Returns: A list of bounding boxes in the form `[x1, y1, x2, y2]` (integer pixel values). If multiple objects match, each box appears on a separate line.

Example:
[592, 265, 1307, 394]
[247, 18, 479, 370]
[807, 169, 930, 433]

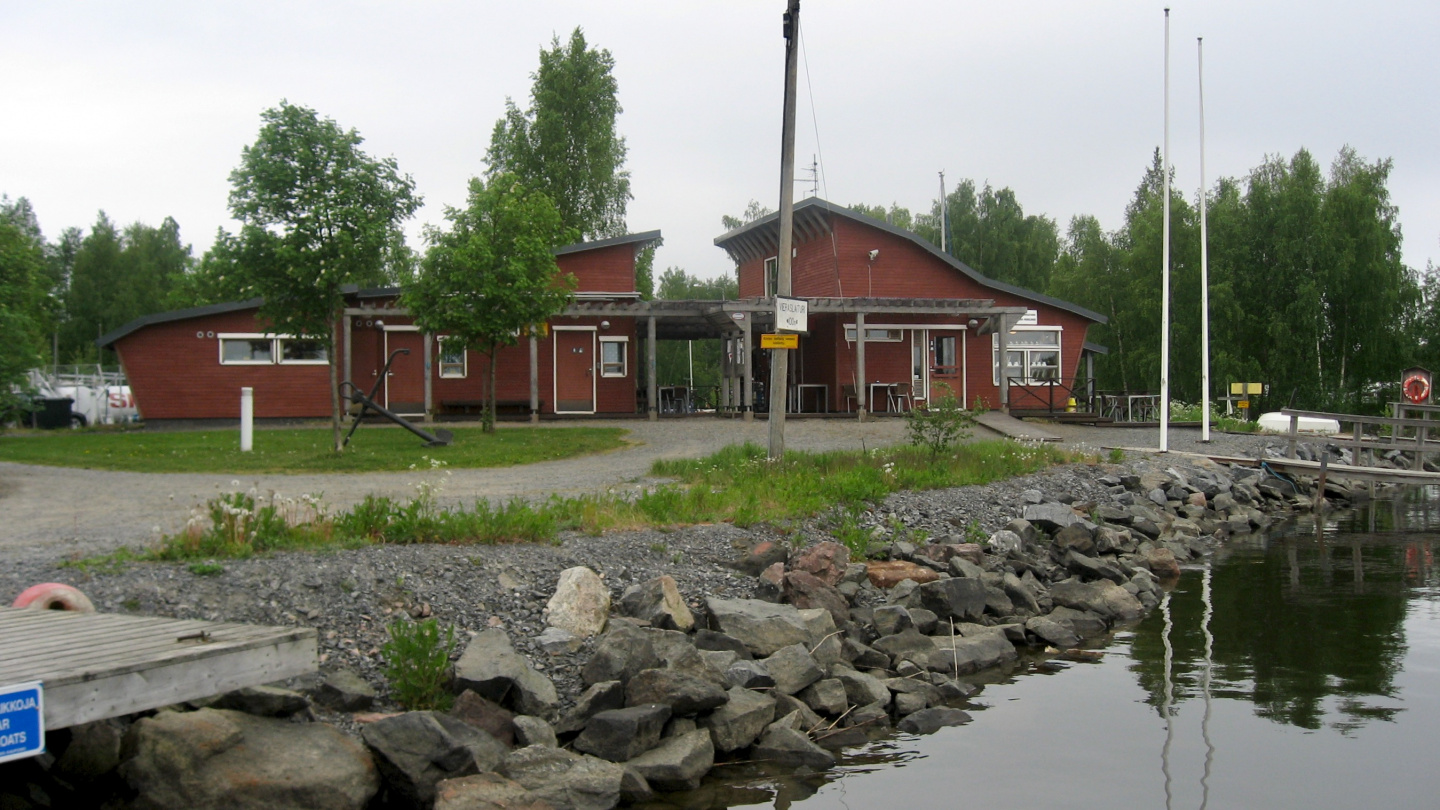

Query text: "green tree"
[227, 100, 421, 451]
[486, 27, 630, 241]
[0, 204, 49, 417]
[403, 174, 575, 432]
[654, 267, 738, 401]
[721, 200, 774, 231]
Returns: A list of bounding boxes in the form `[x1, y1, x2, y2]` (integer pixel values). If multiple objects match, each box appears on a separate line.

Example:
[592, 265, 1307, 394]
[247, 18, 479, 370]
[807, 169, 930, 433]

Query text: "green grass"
[0, 425, 627, 473]
[65, 437, 1088, 568]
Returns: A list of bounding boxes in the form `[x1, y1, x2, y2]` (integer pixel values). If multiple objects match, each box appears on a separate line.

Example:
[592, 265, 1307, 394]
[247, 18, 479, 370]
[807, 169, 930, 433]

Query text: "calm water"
[675, 488, 1440, 809]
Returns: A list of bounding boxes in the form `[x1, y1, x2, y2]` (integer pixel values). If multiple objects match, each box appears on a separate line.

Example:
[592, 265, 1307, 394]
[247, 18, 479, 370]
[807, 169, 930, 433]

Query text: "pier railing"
[1282, 406, 1440, 470]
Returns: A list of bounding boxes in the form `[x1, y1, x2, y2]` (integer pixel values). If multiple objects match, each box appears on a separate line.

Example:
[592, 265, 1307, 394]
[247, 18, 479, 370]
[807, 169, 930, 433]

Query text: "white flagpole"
[1198, 37, 1211, 443]
[1160, 8, 1172, 452]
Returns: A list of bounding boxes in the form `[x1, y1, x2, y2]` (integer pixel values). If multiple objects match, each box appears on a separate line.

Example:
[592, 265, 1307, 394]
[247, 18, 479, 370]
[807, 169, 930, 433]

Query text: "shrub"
[382, 618, 457, 711]
[906, 383, 975, 460]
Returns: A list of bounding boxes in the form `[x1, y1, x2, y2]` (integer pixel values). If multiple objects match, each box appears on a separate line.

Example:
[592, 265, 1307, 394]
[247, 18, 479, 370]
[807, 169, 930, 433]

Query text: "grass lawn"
[0, 424, 629, 474]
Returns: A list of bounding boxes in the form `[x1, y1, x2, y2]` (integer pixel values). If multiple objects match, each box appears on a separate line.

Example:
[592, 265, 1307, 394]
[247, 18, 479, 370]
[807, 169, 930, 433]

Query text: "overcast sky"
[5, 1, 1437, 283]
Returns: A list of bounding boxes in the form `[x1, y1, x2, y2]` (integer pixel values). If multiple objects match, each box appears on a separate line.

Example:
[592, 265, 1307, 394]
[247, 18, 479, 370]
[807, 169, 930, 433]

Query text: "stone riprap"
[4, 441, 1358, 809]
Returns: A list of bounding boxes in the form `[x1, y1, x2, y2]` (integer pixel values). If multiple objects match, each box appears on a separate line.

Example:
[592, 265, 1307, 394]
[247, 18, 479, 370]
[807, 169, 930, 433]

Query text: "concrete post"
[856, 312, 867, 423]
[240, 387, 254, 452]
[529, 333, 540, 424]
[741, 316, 754, 422]
[647, 316, 658, 422]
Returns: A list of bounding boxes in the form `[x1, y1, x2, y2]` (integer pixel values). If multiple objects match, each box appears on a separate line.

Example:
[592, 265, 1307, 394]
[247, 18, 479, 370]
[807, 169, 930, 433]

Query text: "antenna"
[796, 154, 819, 197]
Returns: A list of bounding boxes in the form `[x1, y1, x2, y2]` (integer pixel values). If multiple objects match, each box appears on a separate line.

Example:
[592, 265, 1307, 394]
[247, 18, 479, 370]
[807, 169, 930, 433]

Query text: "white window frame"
[598, 336, 629, 378]
[843, 325, 904, 343]
[218, 333, 277, 365]
[993, 326, 1063, 385]
[276, 337, 329, 365]
[764, 256, 779, 298]
[436, 336, 468, 379]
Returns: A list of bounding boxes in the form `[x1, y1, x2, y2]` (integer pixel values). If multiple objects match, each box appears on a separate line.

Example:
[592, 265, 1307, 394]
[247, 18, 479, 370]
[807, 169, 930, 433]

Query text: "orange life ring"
[13, 583, 96, 613]
[1404, 375, 1431, 404]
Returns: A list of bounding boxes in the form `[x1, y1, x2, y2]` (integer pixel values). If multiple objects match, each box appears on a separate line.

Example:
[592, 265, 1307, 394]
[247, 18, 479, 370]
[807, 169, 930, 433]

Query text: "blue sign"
[0, 681, 44, 764]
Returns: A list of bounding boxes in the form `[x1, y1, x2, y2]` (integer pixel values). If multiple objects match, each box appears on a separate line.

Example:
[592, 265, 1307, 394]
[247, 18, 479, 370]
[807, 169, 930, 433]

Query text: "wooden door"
[383, 329, 426, 416]
[929, 329, 964, 406]
[554, 330, 595, 414]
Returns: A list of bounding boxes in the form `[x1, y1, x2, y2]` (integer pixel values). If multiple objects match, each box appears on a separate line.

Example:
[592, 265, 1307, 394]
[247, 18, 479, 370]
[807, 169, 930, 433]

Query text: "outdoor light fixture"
[868, 249, 879, 261]
[967, 319, 979, 329]
[600, 320, 611, 330]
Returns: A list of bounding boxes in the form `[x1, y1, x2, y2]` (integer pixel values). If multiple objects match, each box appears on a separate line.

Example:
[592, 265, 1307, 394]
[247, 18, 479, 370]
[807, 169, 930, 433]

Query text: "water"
[677, 488, 1440, 809]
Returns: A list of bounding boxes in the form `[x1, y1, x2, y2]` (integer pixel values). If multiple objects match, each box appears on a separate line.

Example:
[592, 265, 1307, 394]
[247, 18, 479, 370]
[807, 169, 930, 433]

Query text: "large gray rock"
[705, 598, 812, 657]
[1052, 524, 1096, 555]
[624, 729, 715, 792]
[723, 659, 775, 690]
[499, 745, 625, 810]
[212, 685, 310, 718]
[574, 705, 671, 762]
[555, 680, 626, 735]
[797, 678, 848, 716]
[1065, 550, 1129, 585]
[693, 629, 753, 659]
[830, 666, 891, 709]
[362, 710, 507, 809]
[315, 669, 376, 712]
[763, 643, 824, 696]
[454, 630, 560, 718]
[782, 571, 850, 626]
[751, 726, 836, 770]
[625, 669, 728, 715]
[119, 708, 378, 810]
[581, 624, 659, 686]
[931, 630, 1018, 675]
[1049, 606, 1108, 638]
[1021, 502, 1084, 532]
[701, 687, 777, 753]
[1025, 615, 1081, 648]
[450, 690, 516, 746]
[918, 577, 987, 621]
[871, 605, 914, 637]
[618, 575, 695, 631]
[872, 629, 942, 670]
[433, 773, 547, 810]
[1049, 579, 1145, 623]
[897, 707, 973, 735]
[512, 716, 558, 749]
[1002, 572, 1043, 615]
[545, 567, 610, 638]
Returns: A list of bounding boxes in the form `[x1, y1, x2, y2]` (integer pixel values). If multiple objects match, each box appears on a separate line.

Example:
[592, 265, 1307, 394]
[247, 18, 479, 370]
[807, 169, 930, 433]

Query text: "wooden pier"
[0, 607, 316, 729]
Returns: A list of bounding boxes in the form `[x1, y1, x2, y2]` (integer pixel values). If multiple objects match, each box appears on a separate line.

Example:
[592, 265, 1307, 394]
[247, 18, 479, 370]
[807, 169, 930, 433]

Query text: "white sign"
[1017, 309, 1039, 326]
[0, 681, 44, 764]
[776, 297, 808, 333]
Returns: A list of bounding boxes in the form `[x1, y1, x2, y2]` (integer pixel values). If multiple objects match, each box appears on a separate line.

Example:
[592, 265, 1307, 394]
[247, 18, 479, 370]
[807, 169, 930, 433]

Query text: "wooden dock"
[0, 607, 316, 730]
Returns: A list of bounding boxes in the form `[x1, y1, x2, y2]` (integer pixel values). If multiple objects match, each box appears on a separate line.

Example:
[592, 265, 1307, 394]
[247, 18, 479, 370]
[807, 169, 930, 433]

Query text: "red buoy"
[13, 583, 96, 613]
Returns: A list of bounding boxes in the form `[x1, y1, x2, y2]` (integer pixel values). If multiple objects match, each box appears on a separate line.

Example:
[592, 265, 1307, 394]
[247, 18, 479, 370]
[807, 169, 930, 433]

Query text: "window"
[844, 325, 903, 342]
[278, 338, 328, 364]
[934, 336, 957, 371]
[599, 337, 628, 377]
[764, 257, 779, 298]
[219, 333, 326, 366]
[993, 328, 1062, 384]
[220, 336, 274, 364]
[437, 338, 467, 378]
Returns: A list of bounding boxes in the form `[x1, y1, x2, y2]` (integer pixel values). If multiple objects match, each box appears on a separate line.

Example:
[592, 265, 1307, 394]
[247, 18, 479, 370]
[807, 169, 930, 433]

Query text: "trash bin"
[35, 398, 75, 429]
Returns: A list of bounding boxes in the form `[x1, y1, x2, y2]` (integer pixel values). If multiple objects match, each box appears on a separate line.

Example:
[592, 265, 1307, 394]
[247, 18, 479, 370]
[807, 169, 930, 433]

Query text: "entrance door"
[554, 329, 595, 414]
[929, 329, 964, 406]
[383, 329, 426, 416]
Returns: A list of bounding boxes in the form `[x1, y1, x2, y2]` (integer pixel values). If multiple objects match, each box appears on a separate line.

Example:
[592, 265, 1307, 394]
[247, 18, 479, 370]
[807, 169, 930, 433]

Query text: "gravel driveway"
[0, 415, 1276, 565]
[0, 417, 909, 562]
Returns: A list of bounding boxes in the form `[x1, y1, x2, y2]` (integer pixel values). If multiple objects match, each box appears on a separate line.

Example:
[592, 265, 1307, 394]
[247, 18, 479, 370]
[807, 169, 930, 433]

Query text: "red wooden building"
[709, 198, 1106, 417]
[98, 232, 662, 422]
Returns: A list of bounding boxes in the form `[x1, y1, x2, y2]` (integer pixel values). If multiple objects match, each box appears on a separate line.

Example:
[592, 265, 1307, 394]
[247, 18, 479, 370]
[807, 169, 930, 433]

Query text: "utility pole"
[768, 0, 800, 460]
[939, 171, 948, 254]
[1159, 7, 1172, 453]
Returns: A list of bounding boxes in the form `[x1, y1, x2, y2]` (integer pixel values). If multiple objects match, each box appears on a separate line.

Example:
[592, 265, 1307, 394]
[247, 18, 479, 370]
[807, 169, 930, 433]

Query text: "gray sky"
[5, 1, 1437, 283]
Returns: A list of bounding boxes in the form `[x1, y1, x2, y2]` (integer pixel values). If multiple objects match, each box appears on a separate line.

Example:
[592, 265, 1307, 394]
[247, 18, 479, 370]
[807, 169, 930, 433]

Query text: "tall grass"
[94, 438, 1085, 564]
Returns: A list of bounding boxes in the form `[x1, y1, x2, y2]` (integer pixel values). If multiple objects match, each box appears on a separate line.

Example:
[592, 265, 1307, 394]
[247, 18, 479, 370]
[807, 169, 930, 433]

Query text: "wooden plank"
[44, 636, 316, 729]
[0, 627, 310, 681]
[13, 630, 315, 689]
[0, 615, 240, 657]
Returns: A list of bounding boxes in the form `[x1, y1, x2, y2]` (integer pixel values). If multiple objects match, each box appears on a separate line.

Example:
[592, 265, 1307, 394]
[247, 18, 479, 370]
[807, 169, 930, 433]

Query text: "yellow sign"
[1238, 400, 1250, 410]
[761, 333, 799, 349]
[1230, 382, 1263, 395]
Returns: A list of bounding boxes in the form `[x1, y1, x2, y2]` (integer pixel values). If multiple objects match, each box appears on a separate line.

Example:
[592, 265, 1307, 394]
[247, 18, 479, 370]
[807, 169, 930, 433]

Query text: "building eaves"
[96, 298, 264, 348]
[553, 230, 663, 256]
[714, 198, 1107, 325]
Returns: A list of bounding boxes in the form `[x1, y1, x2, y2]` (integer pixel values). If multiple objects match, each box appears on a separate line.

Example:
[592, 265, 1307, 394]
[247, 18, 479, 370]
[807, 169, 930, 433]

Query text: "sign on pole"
[760, 333, 799, 350]
[0, 681, 44, 764]
[775, 297, 807, 333]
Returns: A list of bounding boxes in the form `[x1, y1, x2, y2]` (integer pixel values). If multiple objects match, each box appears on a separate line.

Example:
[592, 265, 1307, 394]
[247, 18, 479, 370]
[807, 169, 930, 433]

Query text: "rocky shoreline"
[1, 438, 1375, 809]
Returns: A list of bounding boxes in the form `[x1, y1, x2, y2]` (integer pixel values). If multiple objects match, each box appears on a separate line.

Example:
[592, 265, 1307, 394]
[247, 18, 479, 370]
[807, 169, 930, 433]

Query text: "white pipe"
[240, 387, 254, 452]
[1160, 8, 1172, 453]
[1199, 36, 1211, 443]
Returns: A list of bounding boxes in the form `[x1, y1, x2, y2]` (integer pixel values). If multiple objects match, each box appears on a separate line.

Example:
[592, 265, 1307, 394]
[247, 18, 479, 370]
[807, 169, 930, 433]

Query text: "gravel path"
[0, 417, 911, 563]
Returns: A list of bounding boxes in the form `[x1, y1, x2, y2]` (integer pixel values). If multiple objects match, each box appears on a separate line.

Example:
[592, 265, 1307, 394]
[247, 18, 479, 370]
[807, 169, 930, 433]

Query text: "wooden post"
[742, 316, 754, 422]
[997, 317, 1010, 413]
[856, 311, 867, 423]
[1287, 413, 1299, 459]
[647, 316, 658, 422]
[767, 0, 801, 459]
[528, 333, 539, 424]
[342, 314, 352, 421]
[422, 333, 433, 423]
[1315, 454, 1328, 512]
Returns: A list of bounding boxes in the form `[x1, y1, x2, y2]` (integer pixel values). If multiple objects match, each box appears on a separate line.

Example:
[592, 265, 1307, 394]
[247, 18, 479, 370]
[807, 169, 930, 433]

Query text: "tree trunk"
[485, 344, 497, 434]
